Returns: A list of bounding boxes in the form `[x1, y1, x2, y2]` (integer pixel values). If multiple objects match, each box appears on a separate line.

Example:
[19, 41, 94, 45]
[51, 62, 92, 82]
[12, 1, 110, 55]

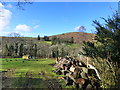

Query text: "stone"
[69, 66, 75, 72]
[53, 56, 101, 89]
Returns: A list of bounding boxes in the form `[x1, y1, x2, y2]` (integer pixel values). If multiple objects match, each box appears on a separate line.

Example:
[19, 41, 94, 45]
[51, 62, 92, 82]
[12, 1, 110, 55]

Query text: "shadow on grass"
[2, 76, 62, 89]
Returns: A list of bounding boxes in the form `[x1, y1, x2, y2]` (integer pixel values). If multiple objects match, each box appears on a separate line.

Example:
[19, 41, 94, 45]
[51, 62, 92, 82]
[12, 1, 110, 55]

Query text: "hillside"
[49, 32, 95, 43]
[0, 32, 95, 57]
[1, 32, 95, 44]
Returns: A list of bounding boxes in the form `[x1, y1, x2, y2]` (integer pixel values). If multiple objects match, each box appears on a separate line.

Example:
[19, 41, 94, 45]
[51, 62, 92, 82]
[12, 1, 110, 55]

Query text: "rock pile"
[53, 56, 101, 89]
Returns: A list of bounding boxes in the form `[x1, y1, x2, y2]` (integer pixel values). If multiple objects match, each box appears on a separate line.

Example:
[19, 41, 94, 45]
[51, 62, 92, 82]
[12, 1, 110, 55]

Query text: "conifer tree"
[82, 13, 120, 87]
[38, 35, 40, 40]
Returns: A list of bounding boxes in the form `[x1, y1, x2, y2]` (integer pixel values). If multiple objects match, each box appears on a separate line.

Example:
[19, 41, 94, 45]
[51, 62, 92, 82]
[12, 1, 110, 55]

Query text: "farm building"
[22, 55, 34, 59]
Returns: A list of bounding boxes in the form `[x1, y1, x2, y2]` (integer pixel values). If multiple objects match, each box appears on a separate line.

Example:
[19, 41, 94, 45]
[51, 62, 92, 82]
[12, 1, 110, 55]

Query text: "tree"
[75, 26, 86, 32]
[0, 0, 33, 10]
[51, 37, 60, 45]
[51, 37, 74, 45]
[43, 36, 49, 41]
[61, 47, 66, 57]
[83, 13, 120, 64]
[82, 13, 120, 88]
[8, 45, 14, 57]
[19, 44, 24, 57]
[70, 37, 74, 43]
[5, 44, 9, 56]
[8, 32, 22, 37]
[51, 46, 59, 58]
[15, 43, 19, 56]
[37, 35, 40, 40]
[34, 44, 37, 57]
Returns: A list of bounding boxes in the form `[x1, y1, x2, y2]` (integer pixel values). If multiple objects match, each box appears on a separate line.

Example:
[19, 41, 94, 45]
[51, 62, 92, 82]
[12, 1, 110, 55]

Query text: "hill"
[0, 32, 95, 58]
[0, 32, 95, 44]
[49, 32, 95, 43]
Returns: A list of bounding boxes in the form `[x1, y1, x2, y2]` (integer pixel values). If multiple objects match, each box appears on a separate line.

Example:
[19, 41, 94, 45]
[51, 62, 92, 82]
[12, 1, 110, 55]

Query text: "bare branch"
[8, 32, 22, 37]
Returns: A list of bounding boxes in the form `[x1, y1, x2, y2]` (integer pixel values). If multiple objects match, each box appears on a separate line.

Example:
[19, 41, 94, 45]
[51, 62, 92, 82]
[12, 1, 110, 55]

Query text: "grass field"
[1, 58, 70, 88]
[1, 58, 55, 77]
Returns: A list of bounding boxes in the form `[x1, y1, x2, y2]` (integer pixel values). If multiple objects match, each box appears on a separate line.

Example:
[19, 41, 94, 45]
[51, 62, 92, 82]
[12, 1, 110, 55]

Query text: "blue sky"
[0, 2, 118, 37]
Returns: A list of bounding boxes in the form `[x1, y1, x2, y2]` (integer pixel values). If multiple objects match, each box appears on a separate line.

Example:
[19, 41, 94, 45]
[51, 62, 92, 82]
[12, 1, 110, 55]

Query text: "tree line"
[2, 38, 81, 58]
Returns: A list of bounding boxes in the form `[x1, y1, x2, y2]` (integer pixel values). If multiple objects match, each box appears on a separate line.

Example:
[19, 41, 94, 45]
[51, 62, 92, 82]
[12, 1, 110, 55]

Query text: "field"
[1, 58, 70, 89]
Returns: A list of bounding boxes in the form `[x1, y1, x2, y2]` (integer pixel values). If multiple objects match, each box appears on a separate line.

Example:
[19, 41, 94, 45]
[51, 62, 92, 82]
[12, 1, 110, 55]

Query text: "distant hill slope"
[49, 32, 95, 43]
[0, 32, 95, 44]
[0, 32, 95, 57]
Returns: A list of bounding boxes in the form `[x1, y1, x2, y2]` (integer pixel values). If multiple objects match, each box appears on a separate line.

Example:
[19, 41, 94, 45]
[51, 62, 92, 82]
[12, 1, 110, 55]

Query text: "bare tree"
[8, 32, 22, 37]
[0, 0, 33, 10]
[78, 26, 86, 32]
[15, 0, 33, 10]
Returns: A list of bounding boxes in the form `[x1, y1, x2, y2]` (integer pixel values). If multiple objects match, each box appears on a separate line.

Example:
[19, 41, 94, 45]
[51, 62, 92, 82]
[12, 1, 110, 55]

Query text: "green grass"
[38, 41, 52, 45]
[1, 58, 67, 88]
[44, 41, 52, 44]
[1, 58, 55, 77]
[67, 43, 79, 47]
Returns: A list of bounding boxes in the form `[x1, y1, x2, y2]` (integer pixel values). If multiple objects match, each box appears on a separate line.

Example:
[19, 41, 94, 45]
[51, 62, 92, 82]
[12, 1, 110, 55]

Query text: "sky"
[0, 2, 118, 37]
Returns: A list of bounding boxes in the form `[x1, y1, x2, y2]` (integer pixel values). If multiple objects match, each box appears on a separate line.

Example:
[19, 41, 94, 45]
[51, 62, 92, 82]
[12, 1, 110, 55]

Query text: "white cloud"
[0, 3, 4, 9]
[0, 3, 12, 32]
[74, 26, 81, 31]
[14, 24, 32, 32]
